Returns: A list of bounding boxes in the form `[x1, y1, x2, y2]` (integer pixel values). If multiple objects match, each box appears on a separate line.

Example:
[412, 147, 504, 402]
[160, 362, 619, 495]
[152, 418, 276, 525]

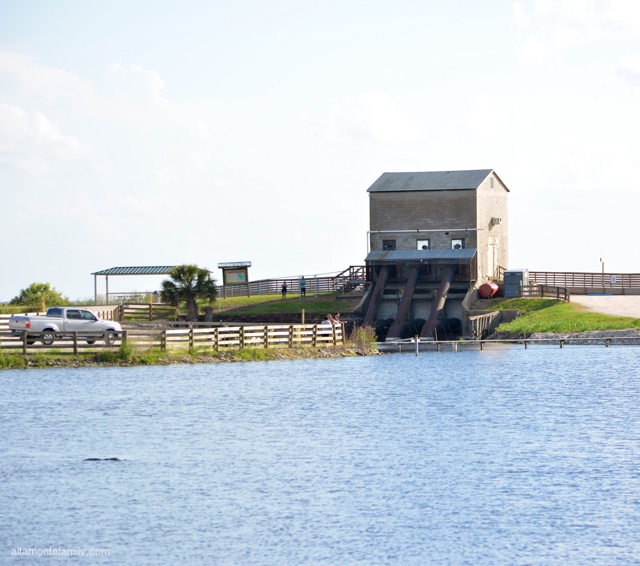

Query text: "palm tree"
[161, 264, 218, 322]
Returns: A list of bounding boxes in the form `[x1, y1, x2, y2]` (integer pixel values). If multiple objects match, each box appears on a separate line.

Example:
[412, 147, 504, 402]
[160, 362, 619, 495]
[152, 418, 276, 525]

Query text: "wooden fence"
[521, 285, 570, 301]
[119, 304, 177, 321]
[0, 323, 345, 354]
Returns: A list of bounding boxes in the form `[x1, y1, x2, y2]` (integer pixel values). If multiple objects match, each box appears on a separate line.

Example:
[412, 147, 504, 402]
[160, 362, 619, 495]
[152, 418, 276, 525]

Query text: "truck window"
[66, 310, 82, 320]
[47, 308, 63, 317]
[81, 310, 97, 321]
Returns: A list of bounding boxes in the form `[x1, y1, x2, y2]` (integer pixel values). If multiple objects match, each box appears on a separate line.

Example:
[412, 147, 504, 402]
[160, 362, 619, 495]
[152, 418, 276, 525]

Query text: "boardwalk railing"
[529, 271, 640, 293]
[0, 323, 345, 353]
[100, 266, 369, 303]
[217, 266, 367, 298]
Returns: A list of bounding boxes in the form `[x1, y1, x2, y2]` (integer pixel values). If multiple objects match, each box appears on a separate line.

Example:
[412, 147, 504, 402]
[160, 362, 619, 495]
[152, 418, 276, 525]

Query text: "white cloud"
[516, 0, 640, 64]
[0, 51, 95, 107]
[0, 102, 90, 164]
[105, 62, 167, 107]
[618, 52, 640, 83]
[330, 92, 424, 144]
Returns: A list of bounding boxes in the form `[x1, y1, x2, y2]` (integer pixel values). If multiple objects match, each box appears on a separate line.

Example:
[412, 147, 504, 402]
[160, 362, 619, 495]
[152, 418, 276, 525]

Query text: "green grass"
[212, 292, 359, 316]
[480, 298, 640, 334]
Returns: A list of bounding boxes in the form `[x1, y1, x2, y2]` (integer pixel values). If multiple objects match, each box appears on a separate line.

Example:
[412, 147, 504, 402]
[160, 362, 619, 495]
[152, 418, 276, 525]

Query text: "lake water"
[1, 346, 639, 565]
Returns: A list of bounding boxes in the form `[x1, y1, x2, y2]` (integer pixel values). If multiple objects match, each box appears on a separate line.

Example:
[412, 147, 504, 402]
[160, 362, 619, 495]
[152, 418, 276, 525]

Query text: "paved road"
[570, 295, 640, 318]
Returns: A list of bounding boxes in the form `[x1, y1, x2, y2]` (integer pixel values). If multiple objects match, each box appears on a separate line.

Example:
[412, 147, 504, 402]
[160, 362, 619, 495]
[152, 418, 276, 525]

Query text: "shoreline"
[0, 345, 381, 370]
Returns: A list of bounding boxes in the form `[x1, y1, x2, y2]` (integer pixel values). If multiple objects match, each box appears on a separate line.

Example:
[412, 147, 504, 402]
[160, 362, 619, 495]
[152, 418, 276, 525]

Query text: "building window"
[451, 238, 465, 250]
[382, 239, 396, 251]
[417, 239, 430, 250]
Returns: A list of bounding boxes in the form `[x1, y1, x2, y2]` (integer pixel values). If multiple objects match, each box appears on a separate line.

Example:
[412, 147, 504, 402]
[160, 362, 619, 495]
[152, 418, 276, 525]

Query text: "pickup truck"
[9, 307, 122, 346]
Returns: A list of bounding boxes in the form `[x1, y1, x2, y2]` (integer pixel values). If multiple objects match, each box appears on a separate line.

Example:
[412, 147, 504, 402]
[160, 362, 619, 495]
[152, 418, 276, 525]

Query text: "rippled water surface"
[2, 346, 640, 564]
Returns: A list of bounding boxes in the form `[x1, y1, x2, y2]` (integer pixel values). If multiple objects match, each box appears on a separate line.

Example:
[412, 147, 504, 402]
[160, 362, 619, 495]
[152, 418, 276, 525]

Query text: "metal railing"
[529, 271, 640, 291]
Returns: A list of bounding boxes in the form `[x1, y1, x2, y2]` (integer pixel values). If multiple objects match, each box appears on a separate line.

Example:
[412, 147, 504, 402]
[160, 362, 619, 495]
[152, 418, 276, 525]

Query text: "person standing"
[281, 282, 287, 299]
[299, 276, 306, 298]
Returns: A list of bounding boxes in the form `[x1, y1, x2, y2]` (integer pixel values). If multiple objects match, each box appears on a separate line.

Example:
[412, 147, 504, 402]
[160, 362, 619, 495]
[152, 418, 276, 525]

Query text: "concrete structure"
[367, 169, 509, 282]
[359, 169, 510, 340]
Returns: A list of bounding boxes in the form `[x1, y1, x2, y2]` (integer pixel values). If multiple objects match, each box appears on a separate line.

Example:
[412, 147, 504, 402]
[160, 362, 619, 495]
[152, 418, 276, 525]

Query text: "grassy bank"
[0, 343, 380, 370]
[212, 293, 360, 317]
[478, 298, 640, 334]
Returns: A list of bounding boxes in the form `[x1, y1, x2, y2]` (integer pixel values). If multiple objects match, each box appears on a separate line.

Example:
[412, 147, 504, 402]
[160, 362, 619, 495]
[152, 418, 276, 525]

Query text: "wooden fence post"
[22, 331, 27, 355]
[162, 329, 167, 352]
[239, 326, 245, 348]
[288, 325, 293, 348]
[213, 328, 218, 350]
[73, 332, 78, 355]
[312, 324, 318, 347]
[263, 326, 269, 349]
[189, 327, 194, 349]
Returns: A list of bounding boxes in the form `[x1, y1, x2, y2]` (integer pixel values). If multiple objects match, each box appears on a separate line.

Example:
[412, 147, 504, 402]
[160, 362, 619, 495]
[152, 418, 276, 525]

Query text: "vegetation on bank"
[477, 298, 640, 334]
[0, 342, 379, 370]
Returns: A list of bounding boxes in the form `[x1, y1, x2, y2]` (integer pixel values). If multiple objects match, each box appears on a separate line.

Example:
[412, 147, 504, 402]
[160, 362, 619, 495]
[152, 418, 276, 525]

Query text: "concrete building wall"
[368, 171, 509, 283]
[476, 173, 509, 281]
[369, 190, 478, 252]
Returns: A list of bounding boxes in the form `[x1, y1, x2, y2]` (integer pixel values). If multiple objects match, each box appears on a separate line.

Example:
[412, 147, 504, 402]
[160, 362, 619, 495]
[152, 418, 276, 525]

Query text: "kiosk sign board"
[218, 261, 252, 297]
[223, 268, 248, 285]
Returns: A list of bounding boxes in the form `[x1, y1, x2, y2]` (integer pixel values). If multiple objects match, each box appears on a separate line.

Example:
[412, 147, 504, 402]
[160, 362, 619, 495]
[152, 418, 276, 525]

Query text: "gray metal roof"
[367, 169, 496, 193]
[91, 266, 176, 276]
[366, 249, 477, 262]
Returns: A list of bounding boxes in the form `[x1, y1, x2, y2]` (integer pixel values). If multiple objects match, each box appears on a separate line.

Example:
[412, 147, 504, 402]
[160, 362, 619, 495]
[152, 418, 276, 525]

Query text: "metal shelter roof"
[366, 169, 502, 193]
[365, 249, 477, 262]
[91, 266, 176, 276]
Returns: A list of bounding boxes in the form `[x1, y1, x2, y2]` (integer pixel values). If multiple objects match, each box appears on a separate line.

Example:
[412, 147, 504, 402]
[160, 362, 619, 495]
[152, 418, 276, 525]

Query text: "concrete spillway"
[420, 268, 454, 339]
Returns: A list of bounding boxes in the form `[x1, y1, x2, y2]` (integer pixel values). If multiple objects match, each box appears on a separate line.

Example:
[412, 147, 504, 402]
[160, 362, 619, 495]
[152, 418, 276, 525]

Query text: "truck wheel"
[41, 331, 56, 346]
[104, 331, 117, 346]
[27, 339, 36, 346]
[86, 339, 96, 345]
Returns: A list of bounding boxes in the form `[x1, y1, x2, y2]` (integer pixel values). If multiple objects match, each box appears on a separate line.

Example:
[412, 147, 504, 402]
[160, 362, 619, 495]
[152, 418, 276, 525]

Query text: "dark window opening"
[382, 240, 396, 251]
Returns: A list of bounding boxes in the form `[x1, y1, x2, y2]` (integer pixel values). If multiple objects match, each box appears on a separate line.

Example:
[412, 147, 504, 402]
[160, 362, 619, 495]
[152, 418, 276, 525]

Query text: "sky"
[1, 0, 639, 301]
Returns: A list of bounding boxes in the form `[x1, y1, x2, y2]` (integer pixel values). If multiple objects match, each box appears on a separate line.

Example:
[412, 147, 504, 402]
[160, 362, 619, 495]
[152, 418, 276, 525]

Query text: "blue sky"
[1, 0, 639, 301]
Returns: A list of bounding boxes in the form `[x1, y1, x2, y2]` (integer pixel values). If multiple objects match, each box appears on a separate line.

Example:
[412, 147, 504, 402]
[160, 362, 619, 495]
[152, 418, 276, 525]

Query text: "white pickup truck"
[9, 307, 122, 346]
